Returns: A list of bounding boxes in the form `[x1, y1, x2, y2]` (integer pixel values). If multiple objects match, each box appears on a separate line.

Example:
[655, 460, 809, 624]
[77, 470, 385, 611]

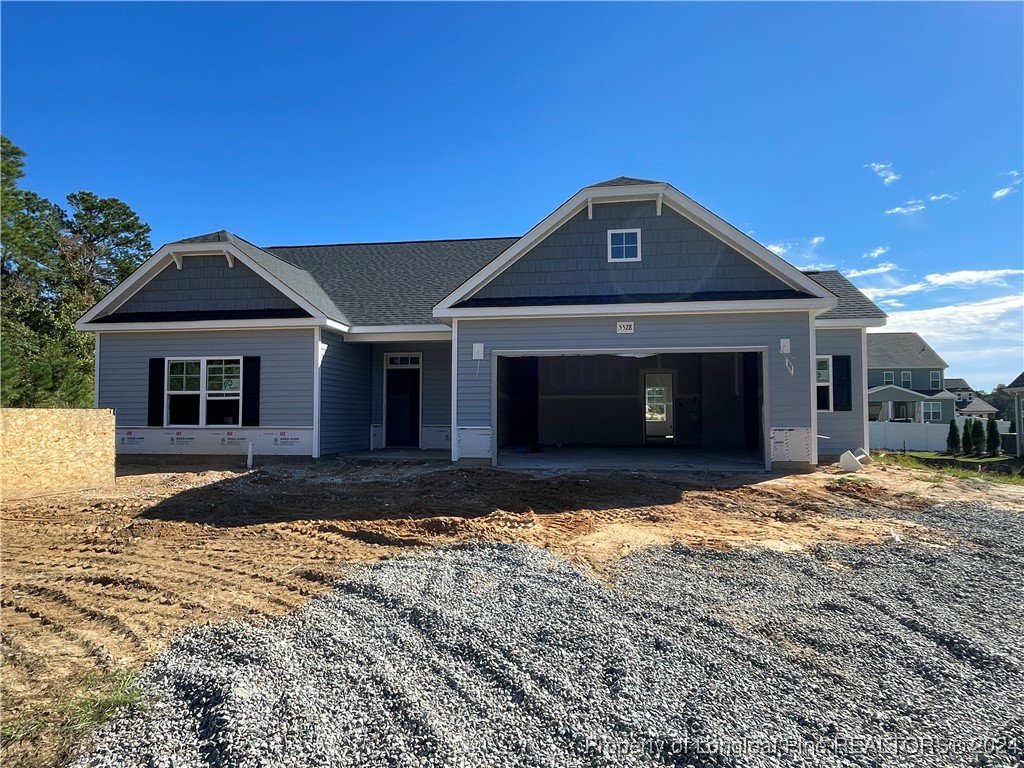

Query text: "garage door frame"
[490, 345, 771, 471]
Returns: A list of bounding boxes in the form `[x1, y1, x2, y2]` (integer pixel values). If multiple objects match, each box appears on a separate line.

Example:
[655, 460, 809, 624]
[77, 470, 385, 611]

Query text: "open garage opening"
[495, 352, 766, 470]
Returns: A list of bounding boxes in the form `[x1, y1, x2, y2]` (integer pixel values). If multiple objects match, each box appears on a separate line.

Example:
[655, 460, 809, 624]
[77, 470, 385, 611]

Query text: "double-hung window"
[883, 371, 894, 385]
[607, 229, 641, 262]
[166, 358, 242, 426]
[923, 402, 942, 422]
[930, 371, 942, 389]
[816, 356, 833, 411]
[901, 371, 912, 388]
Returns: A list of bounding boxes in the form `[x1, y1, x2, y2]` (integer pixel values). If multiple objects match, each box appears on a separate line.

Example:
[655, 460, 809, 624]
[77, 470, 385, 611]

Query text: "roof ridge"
[266, 235, 521, 250]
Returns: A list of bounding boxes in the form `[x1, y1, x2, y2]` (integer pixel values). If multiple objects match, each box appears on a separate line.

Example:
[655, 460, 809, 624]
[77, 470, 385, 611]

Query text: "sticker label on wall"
[616, 321, 635, 334]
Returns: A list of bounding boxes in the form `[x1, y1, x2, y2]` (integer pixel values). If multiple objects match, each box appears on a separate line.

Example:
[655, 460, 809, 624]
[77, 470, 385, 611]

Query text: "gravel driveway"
[74, 501, 1023, 768]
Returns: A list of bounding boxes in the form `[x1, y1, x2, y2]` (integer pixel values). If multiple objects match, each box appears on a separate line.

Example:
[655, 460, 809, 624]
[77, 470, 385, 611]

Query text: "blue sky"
[2, 2, 1022, 389]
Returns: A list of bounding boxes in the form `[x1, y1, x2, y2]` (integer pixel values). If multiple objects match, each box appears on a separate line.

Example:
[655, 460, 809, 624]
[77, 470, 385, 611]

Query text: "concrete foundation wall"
[1, 408, 115, 500]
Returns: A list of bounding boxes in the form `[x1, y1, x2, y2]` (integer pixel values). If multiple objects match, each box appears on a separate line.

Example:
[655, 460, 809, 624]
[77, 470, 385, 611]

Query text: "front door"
[386, 368, 420, 447]
[644, 372, 674, 442]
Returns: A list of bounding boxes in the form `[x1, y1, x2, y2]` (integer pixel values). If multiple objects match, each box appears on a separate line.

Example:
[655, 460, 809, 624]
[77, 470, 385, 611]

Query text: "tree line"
[1, 136, 152, 407]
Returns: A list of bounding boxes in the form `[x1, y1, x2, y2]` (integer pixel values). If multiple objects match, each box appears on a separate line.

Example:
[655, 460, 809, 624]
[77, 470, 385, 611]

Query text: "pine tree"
[946, 419, 961, 455]
[961, 419, 974, 455]
[971, 418, 985, 456]
[986, 416, 1001, 456]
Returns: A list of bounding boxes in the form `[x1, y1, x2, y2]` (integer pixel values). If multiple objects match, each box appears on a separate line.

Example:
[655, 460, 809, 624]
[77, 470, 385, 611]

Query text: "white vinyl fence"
[870, 418, 1012, 452]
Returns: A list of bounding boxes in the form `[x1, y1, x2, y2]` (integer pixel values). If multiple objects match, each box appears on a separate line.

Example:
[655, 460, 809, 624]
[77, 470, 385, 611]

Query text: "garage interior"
[495, 352, 765, 470]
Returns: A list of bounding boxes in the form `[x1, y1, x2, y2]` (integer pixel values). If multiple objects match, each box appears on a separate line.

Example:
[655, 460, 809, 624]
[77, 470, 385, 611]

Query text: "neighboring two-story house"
[76, 177, 887, 471]
[943, 378, 998, 418]
[866, 332, 956, 423]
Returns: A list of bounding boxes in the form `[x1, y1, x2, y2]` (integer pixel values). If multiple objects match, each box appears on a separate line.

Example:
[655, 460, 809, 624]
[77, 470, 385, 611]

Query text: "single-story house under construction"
[77, 177, 887, 471]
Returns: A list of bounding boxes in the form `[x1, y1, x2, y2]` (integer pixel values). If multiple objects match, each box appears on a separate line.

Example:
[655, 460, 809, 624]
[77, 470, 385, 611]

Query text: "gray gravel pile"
[75, 501, 1023, 768]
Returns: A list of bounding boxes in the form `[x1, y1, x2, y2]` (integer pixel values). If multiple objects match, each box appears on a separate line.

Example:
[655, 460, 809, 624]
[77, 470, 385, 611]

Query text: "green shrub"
[946, 418, 961, 455]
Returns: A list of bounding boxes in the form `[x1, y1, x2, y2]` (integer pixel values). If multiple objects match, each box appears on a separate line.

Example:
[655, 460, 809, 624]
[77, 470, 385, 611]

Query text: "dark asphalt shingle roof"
[943, 378, 972, 391]
[867, 332, 948, 369]
[957, 397, 998, 414]
[802, 271, 887, 321]
[173, 231, 350, 323]
[1009, 371, 1024, 390]
[169, 233, 887, 326]
[591, 176, 661, 187]
[265, 238, 518, 325]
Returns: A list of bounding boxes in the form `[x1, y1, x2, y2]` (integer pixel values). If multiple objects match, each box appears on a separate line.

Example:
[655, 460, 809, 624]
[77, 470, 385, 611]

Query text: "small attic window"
[608, 229, 641, 262]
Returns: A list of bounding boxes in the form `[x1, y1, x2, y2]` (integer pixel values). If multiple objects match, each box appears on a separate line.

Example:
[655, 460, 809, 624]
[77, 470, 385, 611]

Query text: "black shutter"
[833, 355, 852, 412]
[147, 358, 165, 426]
[242, 356, 260, 426]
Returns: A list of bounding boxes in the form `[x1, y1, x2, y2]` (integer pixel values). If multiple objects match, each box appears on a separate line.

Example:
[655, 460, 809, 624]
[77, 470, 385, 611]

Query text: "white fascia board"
[343, 324, 452, 342]
[434, 181, 834, 314]
[435, 298, 835, 321]
[435, 188, 597, 310]
[815, 317, 887, 328]
[78, 241, 340, 326]
[75, 317, 348, 333]
[656, 186, 832, 299]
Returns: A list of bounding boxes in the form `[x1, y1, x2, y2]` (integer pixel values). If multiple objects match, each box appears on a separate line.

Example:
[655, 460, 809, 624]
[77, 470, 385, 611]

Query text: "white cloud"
[795, 262, 836, 271]
[884, 201, 926, 216]
[765, 243, 789, 256]
[881, 299, 905, 308]
[993, 170, 1021, 200]
[928, 193, 956, 202]
[876, 294, 1024, 389]
[856, 269, 1024, 300]
[844, 262, 898, 279]
[866, 162, 901, 185]
[809, 236, 825, 247]
[863, 246, 889, 259]
[923, 269, 1024, 287]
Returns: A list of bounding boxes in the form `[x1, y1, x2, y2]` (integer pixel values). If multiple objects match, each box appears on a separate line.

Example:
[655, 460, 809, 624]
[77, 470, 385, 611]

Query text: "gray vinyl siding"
[98, 329, 314, 427]
[319, 331, 372, 455]
[112, 255, 300, 315]
[868, 367, 944, 391]
[816, 328, 865, 457]
[470, 201, 790, 301]
[456, 312, 812, 429]
[369, 341, 452, 424]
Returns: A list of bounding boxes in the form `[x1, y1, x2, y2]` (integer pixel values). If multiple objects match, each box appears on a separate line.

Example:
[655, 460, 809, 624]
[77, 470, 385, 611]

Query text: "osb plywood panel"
[1, 409, 115, 501]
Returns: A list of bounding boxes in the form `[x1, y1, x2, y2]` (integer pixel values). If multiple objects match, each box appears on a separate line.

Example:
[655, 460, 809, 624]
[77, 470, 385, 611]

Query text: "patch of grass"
[831, 475, 873, 486]
[875, 452, 1024, 486]
[1, 669, 141, 768]
[904, 450, 1023, 466]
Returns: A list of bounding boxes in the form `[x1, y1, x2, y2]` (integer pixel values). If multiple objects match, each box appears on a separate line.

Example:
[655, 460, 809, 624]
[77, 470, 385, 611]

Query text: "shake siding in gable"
[816, 328, 866, 457]
[319, 330, 372, 454]
[455, 312, 812, 429]
[98, 330, 314, 427]
[470, 201, 791, 301]
[113, 255, 301, 315]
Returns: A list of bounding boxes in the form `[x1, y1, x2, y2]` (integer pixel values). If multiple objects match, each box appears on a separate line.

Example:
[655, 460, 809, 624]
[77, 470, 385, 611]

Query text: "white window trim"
[816, 355, 833, 412]
[930, 371, 941, 389]
[607, 228, 642, 263]
[923, 402, 942, 422]
[165, 356, 243, 428]
[883, 371, 894, 385]
[901, 371, 912, 388]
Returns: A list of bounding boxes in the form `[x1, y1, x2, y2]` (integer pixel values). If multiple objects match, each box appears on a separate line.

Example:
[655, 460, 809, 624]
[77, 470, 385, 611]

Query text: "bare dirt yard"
[2, 457, 1022, 767]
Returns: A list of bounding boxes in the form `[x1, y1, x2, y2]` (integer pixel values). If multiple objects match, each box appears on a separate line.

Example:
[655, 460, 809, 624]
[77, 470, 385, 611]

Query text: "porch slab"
[497, 446, 764, 472]
[349, 449, 451, 462]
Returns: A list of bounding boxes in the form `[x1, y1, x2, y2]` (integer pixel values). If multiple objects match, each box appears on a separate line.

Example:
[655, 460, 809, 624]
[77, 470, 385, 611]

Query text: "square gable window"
[608, 229, 641, 262]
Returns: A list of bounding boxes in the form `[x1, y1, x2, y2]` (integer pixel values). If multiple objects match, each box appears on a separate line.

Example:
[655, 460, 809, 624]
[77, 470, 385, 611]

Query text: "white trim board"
[435, 182, 834, 313]
[437, 299, 834, 321]
[76, 318, 348, 333]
